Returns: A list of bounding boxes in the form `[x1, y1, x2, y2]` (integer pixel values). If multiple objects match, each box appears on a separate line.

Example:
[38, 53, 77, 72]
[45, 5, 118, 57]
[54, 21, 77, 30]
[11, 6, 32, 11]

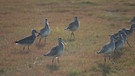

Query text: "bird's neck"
[122, 32, 126, 38]
[75, 19, 79, 26]
[129, 26, 134, 33]
[32, 32, 36, 37]
[110, 37, 115, 45]
[45, 23, 49, 28]
[120, 34, 124, 41]
[59, 41, 64, 48]
[75, 19, 78, 23]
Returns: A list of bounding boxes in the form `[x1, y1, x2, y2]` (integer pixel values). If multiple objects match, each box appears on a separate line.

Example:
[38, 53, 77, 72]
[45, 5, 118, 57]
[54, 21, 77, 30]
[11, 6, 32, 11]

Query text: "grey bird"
[15, 29, 38, 51]
[97, 35, 115, 62]
[65, 16, 80, 39]
[37, 19, 50, 44]
[129, 16, 135, 23]
[43, 38, 64, 65]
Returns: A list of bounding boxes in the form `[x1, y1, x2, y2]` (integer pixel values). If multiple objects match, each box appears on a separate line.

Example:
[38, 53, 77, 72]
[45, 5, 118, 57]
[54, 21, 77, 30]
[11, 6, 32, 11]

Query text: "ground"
[0, 0, 135, 76]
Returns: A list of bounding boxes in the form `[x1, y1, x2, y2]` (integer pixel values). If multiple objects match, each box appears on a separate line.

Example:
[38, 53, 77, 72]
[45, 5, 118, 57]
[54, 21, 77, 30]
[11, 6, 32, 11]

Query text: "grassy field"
[0, 0, 135, 76]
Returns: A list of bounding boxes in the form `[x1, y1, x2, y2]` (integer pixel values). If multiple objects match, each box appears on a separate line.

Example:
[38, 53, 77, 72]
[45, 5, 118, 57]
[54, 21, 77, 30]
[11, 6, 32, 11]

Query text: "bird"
[43, 38, 64, 65]
[97, 35, 115, 63]
[64, 16, 80, 40]
[122, 24, 135, 37]
[15, 29, 38, 51]
[129, 16, 135, 24]
[37, 19, 50, 45]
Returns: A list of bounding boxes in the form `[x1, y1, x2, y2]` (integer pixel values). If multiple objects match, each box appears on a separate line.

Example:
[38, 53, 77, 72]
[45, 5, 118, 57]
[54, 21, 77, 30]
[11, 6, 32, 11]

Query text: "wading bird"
[97, 35, 115, 63]
[43, 38, 64, 65]
[15, 29, 38, 51]
[65, 16, 80, 40]
[37, 19, 50, 45]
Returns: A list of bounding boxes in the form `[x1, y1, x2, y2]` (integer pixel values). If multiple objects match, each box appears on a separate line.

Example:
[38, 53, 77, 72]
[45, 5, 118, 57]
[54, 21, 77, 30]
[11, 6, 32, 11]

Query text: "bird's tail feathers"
[64, 27, 69, 30]
[64, 28, 67, 30]
[15, 41, 19, 45]
[97, 50, 102, 54]
[128, 20, 132, 22]
[97, 51, 100, 54]
[43, 54, 49, 56]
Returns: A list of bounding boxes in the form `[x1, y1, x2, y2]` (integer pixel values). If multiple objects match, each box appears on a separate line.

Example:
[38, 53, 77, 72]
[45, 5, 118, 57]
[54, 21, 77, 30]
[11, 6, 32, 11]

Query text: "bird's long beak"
[128, 20, 130, 22]
[35, 31, 39, 37]
[62, 41, 67, 45]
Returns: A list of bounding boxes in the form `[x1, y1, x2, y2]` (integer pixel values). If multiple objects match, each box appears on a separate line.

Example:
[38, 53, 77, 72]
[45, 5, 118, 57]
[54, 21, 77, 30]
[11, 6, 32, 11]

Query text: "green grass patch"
[0, 68, 4, 75]
[80, 1, 96, 5]
[68, 69, 82, 76]
[124, 2, 135, 6]
[36, 0, 68, 3]
[97, 12, 128, 21]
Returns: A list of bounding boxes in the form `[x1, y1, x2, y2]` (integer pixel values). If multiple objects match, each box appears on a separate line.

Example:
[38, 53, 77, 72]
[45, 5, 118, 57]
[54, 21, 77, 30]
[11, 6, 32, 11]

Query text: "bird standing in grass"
[97, 35, 115, 63]
[37, 19, 50, 45]
[65, 16, 80, 40]
[43, 38, 64, 65]
[15, 29, 38, 51]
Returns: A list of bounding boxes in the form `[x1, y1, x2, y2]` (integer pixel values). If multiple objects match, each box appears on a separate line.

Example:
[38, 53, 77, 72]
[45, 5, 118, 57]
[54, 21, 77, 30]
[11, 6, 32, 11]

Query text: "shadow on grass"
[0, 69, 4, 76]
[97, 63, 111, 76]
[35, 43, 46, 49]
[11, 50, 30, 54]
[46, 64, 60, 71]
[113, 51, 123, 62]
[67, 38, 76, 42]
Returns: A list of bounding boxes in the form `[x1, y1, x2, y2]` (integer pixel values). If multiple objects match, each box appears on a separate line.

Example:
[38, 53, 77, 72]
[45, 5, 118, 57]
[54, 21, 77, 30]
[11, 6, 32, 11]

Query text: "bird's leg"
[52, 57, 55, 65]
[23, 46, 25, 51]
[109, 55, 111, 61]
[28, 46, 30, 51]
[104, 56, 106, 63]
[126, 40, 132, 47]
[70, 32, 73, 39]
[114, 50, 117, 55]
[44, 37, 46, 45]
[109, 54, 115, 64]
[72, 32, 75, 39]
[71, 32, 75, 40]
[111, 56, 115, 64]
[39, 38, 42, 44]
[57, 57, 60, 64]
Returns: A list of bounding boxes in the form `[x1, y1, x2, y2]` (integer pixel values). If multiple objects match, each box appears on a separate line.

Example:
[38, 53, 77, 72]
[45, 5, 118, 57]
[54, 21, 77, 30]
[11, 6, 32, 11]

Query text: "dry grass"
[0, 0, 135, 76]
